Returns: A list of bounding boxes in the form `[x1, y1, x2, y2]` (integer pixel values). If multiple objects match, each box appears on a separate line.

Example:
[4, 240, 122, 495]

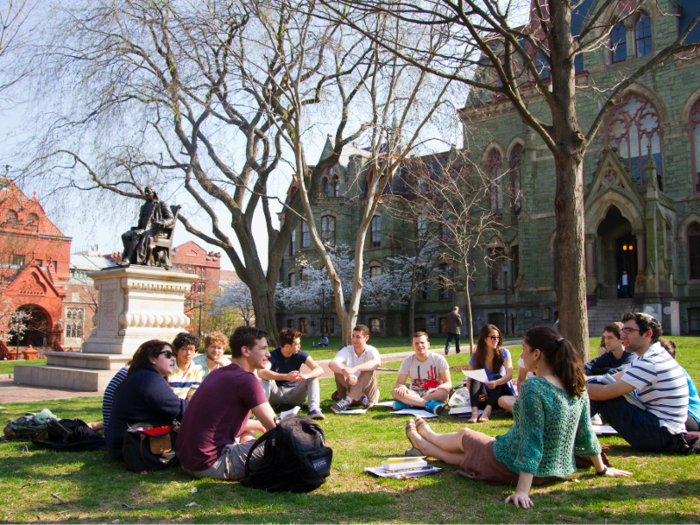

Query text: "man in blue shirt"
[258, 328, 325, 420]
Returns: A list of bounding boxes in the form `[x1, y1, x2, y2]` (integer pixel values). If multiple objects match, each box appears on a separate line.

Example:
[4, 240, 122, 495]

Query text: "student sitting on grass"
[105, 340, 188, 459]
[404, 326, 632, 509]
[193, 331, 231, 379]
[169, 332, 204, 400]
[584, 322, 635, 376]
[466, 324, 515, 423]
[391, 331, 451, 415]
[586, 313, 689, 452]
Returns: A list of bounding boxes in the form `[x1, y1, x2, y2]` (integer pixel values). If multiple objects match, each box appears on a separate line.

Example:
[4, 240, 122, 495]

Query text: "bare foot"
[478, 410, 491, 422]
[467, 408, 479, 423]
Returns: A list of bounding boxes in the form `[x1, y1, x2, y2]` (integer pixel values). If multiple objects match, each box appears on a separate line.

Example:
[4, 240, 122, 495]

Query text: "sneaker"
[393, 400, 411, 410]
[591, 414, 603, 426]
[360, 396, 374, 409]
[424, 399, 445, 415]
[331, 397, 352, 414]
[308, 409, 326, 420]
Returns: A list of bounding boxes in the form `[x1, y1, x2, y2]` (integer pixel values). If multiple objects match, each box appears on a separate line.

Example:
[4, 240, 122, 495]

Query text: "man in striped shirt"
[586, 313, 689, 452]
[169, 332, 204, 400]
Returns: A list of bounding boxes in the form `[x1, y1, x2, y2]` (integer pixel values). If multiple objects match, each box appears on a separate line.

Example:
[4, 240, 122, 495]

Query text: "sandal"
[415, 417, 432, 437]
[405, 419, 423, 454]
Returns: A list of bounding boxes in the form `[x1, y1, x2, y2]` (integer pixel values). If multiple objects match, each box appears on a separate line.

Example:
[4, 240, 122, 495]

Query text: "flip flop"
[405, 419, 423, 455]
[404, 447, 423, 457]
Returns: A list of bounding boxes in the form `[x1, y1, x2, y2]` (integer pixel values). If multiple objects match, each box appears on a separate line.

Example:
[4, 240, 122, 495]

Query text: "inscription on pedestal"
[100, 283, 120, 333]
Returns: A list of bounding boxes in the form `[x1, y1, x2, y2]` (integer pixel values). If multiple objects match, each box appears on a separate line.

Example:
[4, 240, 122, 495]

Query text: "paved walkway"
[0, 342, 522, 405]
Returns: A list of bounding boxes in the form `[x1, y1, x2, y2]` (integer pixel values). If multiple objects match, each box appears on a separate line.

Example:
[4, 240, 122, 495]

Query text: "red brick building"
[0, 179, 71, 347]
[171, 241, 221, 315]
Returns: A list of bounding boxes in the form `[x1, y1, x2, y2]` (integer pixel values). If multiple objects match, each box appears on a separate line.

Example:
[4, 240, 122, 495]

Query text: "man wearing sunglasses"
[175, 326, 277, 481]
[586, 313, 688, 452]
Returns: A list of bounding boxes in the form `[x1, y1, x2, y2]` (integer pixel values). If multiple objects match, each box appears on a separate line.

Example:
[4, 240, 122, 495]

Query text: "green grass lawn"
[0, 337, 699, 523]
[0, 359, 46, 375]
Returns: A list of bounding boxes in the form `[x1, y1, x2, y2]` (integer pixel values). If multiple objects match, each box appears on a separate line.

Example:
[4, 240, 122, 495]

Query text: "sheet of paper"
[448, 407, 503, 417]
[462, 369, 489, 382]
[364, 466, 441, 479]
[391, 408, 438, 419]
[374, 400, 397, 408]
[337, 408, 367, 415]
[592, 425, 618, 435]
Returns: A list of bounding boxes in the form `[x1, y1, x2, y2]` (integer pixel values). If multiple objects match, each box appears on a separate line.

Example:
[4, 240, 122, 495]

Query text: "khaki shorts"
[182, 439, 265, 481]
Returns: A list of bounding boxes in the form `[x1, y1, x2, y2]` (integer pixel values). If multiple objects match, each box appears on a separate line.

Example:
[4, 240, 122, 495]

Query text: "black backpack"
[241, 416, 332, 492]
[31, 419, 106, 451]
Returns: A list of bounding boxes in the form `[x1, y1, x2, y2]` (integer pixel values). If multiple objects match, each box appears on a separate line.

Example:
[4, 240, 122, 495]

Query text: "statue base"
[14, 266, 197, 392]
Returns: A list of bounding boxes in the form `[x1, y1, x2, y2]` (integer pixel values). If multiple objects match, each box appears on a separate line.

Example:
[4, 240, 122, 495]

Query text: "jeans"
[261, 378, 321, 412]
[590, 395, 674, 452]
[445, 332, 461, 354]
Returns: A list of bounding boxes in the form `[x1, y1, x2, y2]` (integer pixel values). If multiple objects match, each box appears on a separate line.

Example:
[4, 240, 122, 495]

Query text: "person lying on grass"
[404, 326, 632, 509]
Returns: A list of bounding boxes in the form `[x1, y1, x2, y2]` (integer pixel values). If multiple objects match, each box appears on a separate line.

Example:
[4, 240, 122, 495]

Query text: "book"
[381, 457, 428, 472]
[365, 465, 441, 479]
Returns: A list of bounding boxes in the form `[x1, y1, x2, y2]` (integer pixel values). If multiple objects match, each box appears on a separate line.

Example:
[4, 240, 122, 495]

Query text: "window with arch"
[611, 22, 627, 62]
[332, 175, 340, 197]
[635, 14, 652, 57]
[26, 213, 39, 229]
[689, 99, 700, 194]
[369, 264, 381, 280]
[65, 308, 84, 339]
[417, 215, 427, 238]
[486, 149, 503, 218]
[321, 215, 336, 247]
[5, 210, 17, 223]
[321, 177, 330, 197]
[288, 271, 296, 287]
[509, 144, 523, 216]
[370, 215, 381, 247]
[689, 222, 700, 280]
[301, 221, 310, 248]
[606, 93, 662, 188]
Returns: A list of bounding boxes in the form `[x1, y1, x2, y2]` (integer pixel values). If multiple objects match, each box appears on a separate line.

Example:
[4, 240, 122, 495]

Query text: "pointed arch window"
[332, 175, 340, 197]
[5, 210, 17, 223]
[487, 149, 503, 219]
[321, 177, 330, 197]
[606, 93, 662, 188]
[611, 22, 627, 62]
[635, 14, 652, 57]
[509, 144, 522, 216]
[689, 99, 700, 195]
[689, 222, 700, 280]
[321, 215, 336, 247]
[370, 215, 381, 247]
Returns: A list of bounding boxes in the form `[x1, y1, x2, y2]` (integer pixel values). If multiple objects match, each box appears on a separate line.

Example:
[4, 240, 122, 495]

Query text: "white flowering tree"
[211, 282, 256, 329]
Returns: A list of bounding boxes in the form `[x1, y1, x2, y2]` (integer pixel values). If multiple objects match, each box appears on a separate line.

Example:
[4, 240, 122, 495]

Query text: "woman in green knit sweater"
[405, 326, 631, 508]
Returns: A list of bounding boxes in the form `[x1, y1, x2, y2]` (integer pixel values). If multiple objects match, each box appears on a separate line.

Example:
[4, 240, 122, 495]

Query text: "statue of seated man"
[118, 186, 175, 268]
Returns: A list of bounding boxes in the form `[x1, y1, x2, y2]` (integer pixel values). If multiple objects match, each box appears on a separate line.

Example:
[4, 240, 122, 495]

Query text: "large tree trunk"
[548, 0, 589, 361]
[553, 154, 589, 360]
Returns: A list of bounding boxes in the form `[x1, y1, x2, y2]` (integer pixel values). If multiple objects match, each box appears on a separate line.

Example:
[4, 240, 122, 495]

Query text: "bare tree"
[21, 0, 359, 344]
[257, 0, 456, 345]
[326, 0, 700, 357]
[0, 0, 34, 95]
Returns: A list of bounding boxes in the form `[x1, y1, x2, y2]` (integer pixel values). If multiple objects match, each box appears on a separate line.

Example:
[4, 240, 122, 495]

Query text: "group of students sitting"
[98, 312, 696, 507]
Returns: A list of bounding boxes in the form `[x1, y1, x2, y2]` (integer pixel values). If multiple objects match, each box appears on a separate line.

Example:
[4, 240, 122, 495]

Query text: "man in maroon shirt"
[175, 326, 277, 480]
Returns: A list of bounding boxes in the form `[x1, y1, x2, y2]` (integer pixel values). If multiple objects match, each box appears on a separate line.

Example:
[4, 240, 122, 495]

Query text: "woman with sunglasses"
[405, 326, 632, 508]
[106, 339, 189, 459]
[465, 324, 514, 422]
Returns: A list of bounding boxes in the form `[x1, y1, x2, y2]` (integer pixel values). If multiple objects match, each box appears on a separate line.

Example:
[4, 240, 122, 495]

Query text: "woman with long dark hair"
[105, 339, 188, 458]
[404, 326, 631, 508]
[466, 324, 514, 422]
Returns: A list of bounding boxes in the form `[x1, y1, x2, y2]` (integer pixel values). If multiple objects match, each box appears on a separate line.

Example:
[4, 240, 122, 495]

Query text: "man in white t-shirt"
[328, 324, 381, 413]
[586, 312, 688, 452]
[392, 332, 451, 415]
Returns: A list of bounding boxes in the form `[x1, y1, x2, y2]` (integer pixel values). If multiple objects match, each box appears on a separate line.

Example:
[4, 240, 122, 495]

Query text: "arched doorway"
[596, 206, 638, 298]
[8, 304, 52, 347]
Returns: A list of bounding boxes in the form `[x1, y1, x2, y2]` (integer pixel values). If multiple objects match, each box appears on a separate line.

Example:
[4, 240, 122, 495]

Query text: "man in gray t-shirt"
[392, 332, 451, 414]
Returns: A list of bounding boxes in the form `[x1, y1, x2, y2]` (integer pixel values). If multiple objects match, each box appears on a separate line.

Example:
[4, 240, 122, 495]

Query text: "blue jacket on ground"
[105, 366, 188, 457]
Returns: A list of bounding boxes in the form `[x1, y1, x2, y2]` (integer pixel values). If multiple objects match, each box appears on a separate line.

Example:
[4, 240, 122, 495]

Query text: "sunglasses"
[489, 336, 500, 341]
[158, 351, 174, 359]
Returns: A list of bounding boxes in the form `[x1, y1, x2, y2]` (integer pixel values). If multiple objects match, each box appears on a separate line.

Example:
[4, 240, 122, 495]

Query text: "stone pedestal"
[14, 266, 196, 392]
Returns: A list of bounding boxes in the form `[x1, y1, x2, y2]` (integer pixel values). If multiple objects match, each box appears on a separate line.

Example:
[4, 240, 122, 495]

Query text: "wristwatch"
[595, 466, 608, 476]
